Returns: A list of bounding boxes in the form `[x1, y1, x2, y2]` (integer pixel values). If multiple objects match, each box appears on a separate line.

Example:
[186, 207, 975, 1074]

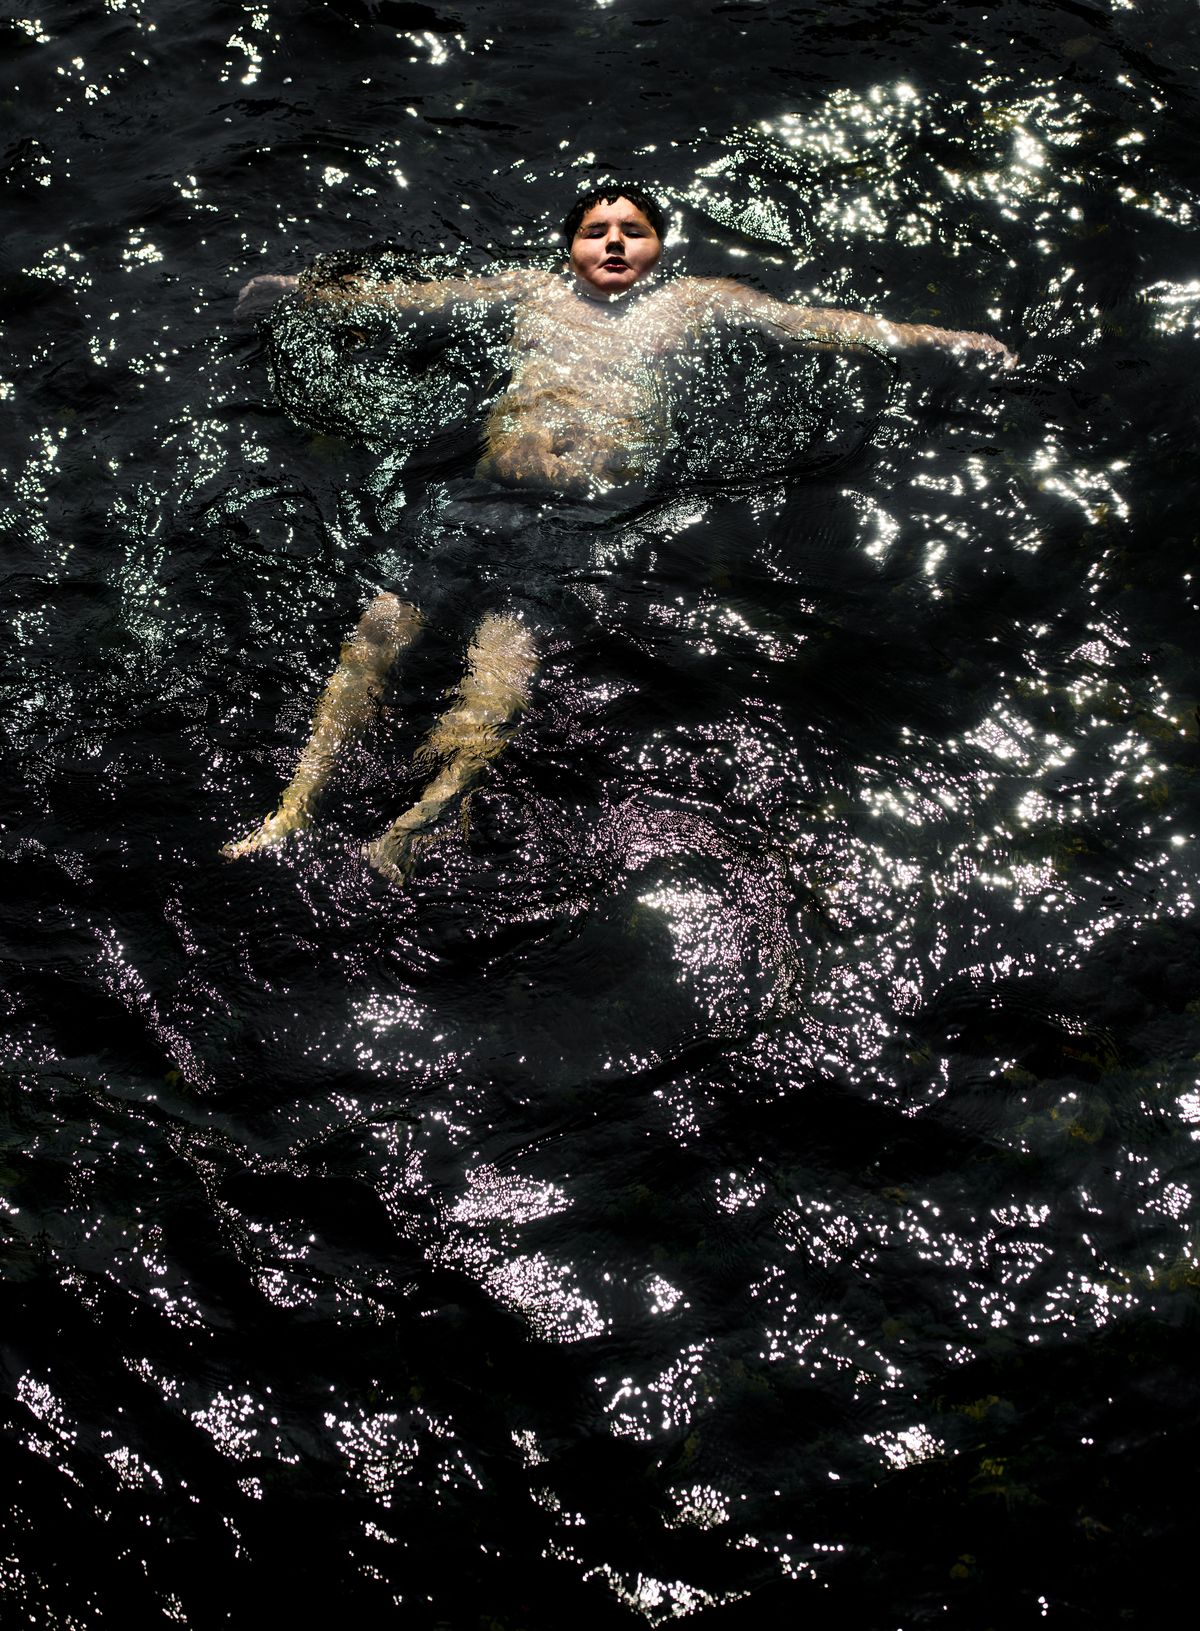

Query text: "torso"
[476, 275, 714, 494]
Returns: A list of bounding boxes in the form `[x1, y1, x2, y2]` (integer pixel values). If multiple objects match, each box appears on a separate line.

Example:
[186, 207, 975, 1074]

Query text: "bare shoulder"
[671, 275, 746, 297]
[655, 276, 760, 335]
[442, 265, 557, 309]
[665, 275, 756, 314]
[512, 268, 564, 305]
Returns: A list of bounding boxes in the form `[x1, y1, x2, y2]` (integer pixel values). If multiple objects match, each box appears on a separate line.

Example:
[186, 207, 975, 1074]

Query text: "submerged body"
[224, 193, 1012, 877]
[305, 265, 1009, 495]
[480, 271, 677, 491]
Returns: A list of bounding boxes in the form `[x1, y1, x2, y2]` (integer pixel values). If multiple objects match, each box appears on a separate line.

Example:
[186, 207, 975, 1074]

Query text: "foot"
[220, 807, 307, 859]
[363, 785, 454, 884]
[363, 827, 425, 885]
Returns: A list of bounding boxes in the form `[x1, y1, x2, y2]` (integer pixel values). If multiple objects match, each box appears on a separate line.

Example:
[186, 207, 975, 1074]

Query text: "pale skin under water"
[223, 197, 1012, 882]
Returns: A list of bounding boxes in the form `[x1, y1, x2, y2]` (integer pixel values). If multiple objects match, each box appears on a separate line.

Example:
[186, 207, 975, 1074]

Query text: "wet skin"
[225, 198, 1015, 874]
[236, 195, 1014, 496]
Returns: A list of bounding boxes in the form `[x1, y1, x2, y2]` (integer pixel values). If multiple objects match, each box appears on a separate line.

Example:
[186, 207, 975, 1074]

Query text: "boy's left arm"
[701, 279, 1016, 368]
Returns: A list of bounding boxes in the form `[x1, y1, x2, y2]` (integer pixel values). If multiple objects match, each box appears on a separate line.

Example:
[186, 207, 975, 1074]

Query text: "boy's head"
[562, 186, 664, 297]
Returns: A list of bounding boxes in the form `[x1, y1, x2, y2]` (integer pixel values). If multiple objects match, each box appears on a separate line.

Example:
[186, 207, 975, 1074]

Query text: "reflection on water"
[3, 2, 1200, 1625]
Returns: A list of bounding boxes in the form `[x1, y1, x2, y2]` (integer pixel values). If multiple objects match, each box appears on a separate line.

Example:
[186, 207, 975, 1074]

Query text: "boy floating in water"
[223, 187, 1013, 880]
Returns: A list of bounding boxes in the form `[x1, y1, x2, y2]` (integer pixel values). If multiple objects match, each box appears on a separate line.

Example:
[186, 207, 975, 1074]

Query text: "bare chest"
[508, 284, 689, 388]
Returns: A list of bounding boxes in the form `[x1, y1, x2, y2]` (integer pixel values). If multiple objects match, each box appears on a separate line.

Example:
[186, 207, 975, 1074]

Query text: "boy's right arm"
[234, 273, 300, 321]
[233, 262, 547, 319]
[236, 265, 547, 321]
[312, 266, 550, 316]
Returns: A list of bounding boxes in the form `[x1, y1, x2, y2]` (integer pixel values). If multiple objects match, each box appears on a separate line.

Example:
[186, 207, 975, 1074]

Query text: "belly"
[478, 388, 655, 494]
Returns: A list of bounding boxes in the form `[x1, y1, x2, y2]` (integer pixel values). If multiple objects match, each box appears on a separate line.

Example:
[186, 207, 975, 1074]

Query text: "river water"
[3, 2, 1200, 1626]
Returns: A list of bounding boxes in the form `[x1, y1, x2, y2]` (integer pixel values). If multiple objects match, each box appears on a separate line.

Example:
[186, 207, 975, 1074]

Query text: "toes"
[363, 837, 412, 886]
[221, 814, 302, 859]
[221, 832, 261, 860]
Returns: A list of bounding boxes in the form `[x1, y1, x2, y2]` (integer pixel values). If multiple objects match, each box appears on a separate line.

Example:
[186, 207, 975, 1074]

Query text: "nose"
[605, 228, 626, 254]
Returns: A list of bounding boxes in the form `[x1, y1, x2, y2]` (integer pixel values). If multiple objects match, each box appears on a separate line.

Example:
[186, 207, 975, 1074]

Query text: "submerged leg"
[365, 611, 538, 884]
[222, 593, 423, 858]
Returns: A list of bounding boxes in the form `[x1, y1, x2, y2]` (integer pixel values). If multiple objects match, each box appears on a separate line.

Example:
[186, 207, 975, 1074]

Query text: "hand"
[233, 273, 299, 322]
[956, 329, 1018, 370]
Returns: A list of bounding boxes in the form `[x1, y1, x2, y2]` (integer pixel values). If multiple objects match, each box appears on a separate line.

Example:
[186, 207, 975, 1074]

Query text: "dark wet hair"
[561, 186, 665, 242]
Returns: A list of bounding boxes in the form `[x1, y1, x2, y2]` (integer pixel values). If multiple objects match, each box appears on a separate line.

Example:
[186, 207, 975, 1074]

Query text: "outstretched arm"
[233, 265, 550, 323]
[299, 264, 548, 318]
[701, 279, 1016, 368]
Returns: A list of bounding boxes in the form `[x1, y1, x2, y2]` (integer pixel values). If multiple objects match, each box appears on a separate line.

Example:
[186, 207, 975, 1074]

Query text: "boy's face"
[569, 197, 662, 297]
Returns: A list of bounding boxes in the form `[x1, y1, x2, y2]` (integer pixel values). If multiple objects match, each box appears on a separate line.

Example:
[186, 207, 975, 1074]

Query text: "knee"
[469, 612, 538, 690]
[356, 592, 423, 650]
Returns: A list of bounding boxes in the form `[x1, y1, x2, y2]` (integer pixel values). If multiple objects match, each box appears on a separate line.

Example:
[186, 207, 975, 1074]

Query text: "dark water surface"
[4, 2, 1200, 1625]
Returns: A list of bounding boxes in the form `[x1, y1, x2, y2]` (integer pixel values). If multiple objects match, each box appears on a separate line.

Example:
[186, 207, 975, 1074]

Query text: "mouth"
[600, 258, 630, 272]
